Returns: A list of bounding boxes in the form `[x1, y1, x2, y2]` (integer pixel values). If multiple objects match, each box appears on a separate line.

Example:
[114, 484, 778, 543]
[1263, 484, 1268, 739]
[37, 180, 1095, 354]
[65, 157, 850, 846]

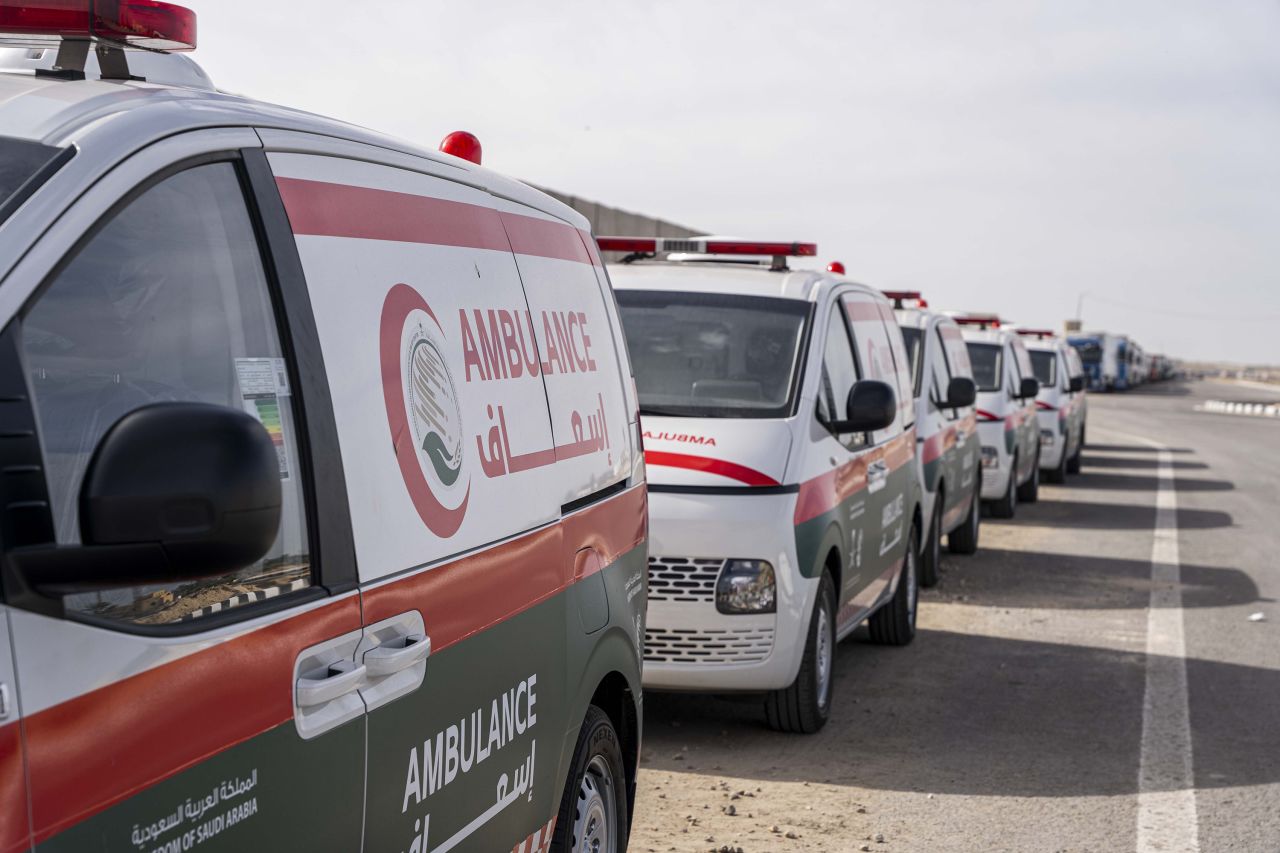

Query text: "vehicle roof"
[0, 52, 587, 230]
[958, 326, 1010, 345]
[606, 259, 855, 303]
[893, 307, 958, 332]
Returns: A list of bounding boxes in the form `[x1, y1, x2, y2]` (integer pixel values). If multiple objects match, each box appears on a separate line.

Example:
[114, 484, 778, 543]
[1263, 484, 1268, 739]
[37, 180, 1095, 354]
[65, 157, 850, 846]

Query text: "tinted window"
[1030, 351, 1057, 387]
[617, 290, 808, 418]
[900, 326, 923, 397]
[22, 163, 312, 624]
[0, 135, 69, 224]
[967, 342, 1003, 392]
[842, 293, 902, 443]
[817, 309, 860, 431]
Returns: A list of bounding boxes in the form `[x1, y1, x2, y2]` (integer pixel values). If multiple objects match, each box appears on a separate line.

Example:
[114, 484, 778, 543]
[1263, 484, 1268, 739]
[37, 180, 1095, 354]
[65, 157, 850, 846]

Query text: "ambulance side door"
[0, 136, 366, 852]
[0, 605, 29, 853]
[260, 139, 569, 852]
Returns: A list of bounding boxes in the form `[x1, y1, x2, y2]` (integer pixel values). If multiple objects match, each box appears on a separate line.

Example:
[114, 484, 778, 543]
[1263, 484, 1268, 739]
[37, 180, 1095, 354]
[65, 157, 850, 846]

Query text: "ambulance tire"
[1017, 450, 1040, 503]
[1067, 427, 1083, 474]
[765, 572, 836, 734]
[1045, 443, 1068, 484]
[919, 493, 943, 588]
[552, 705, 629, 853]
[988, 455, 1018, 519]
[868, 520, 920, 646]
[948, 479, 981, 555]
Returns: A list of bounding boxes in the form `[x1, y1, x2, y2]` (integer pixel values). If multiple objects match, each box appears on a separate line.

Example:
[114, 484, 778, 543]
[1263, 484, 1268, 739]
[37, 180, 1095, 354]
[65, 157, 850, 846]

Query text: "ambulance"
[605, 241, 921, 734]
[887, 292, 981, 588]
[953, 316, 1040, 518]
[0, 6, 646, 852]
[1015, 330, 1087, 483]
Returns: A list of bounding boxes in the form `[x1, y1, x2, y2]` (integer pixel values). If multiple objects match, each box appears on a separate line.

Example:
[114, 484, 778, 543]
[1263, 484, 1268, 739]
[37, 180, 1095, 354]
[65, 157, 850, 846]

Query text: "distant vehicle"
[955, 316, 1041, 518]
[889, 292, 982, 588]
[607, 239, 922, 733]
[0, 11, 646, 853]
[1068, 332, 1145, 391]
[1015, 330, 1087, 483]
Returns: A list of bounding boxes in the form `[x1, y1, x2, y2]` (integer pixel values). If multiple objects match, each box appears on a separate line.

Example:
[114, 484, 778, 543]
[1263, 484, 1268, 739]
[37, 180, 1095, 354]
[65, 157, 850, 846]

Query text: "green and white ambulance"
[0, 9, 645, 852]
[606, 240, 922, 734]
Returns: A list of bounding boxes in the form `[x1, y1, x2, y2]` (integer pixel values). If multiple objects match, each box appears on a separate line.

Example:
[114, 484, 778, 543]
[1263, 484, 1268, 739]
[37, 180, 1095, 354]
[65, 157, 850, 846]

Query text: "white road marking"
[1136, 440, 1200, 853]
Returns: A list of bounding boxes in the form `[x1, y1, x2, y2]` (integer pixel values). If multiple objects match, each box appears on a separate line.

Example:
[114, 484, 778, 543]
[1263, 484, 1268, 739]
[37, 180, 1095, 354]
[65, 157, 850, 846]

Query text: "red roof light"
[439, 131, 482, 165]
[882, 290, 929, 309]
[1015, 328, 1056, 339]
[0, 0, 197, 50]
[596, 237, 816, 257]
[827, 261, 846, 274]
[954, 315, 1002, 329]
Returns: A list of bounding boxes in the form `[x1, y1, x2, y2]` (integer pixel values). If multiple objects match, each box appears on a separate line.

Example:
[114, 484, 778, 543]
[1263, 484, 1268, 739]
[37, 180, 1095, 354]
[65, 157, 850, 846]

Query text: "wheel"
[869, 520, 919, 646]
[919, 491, 943, 588]
[948, 478, 981, 555]
[1017, 449, 1040, 503]
[552, 705, 628, 853]
[765, 572, 835, 734]
[987, 454, 1017, 519]
[1045, 440, 1068, 484]
[1067, 425, 1083, 474]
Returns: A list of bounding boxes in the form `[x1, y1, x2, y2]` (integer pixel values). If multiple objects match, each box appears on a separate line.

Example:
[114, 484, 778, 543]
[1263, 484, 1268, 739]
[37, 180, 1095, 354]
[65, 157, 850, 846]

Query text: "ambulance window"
[930, 328, 953, 407]
[899, 327, 923, 397]
[21, 162, 311, 625]
[966, 343, 1002, 392]
[1030, 351, 1057, 388]
[817, 308, 860, 434]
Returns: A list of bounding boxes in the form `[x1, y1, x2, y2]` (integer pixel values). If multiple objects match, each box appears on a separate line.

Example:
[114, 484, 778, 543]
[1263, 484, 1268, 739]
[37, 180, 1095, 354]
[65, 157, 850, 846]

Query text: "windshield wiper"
[638, 406, 693, 417]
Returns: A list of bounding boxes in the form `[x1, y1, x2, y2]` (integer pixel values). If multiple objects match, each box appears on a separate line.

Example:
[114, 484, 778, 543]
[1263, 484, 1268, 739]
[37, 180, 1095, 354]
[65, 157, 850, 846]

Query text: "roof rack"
[596, 237, 816, 271]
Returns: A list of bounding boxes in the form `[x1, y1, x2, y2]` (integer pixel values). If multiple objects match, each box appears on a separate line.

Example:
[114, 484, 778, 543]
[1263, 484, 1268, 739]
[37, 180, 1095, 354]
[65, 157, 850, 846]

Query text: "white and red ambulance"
[1015, 329, 1087, 482]
[606, 240, 921, 734]
[953, 316, 1040, 518]
[0, 6, 645, 852]
[887, 292, 981, 587]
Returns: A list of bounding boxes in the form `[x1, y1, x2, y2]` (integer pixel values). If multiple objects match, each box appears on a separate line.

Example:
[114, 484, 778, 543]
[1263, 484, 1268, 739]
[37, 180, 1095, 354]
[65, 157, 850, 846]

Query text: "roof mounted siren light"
[0, 0, 197, 80]
[439, 131, 482, 166]
[1014, 328, 1056, 340]
[953, 314, 1003, 330]
[595, 237, 817, 271]
[827, 261, 846, 275]
[882, 290, 928, 309]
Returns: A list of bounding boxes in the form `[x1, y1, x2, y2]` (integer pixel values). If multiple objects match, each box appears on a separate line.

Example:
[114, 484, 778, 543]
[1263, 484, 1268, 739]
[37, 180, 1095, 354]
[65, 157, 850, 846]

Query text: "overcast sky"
[194, 1, 1279, 364]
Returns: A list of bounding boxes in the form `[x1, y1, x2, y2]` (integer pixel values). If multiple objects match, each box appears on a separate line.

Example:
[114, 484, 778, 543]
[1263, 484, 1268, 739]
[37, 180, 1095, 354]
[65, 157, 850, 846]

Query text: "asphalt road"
[632, 378, 1279, 853]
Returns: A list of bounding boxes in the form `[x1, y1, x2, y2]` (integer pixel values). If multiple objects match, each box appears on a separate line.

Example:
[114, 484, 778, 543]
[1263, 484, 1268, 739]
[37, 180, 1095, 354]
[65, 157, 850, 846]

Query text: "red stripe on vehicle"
[643, 451, 780, 487]
[976, 408, 1002, 423]
[23, 487, 646, 845]
[25, 596, 361, 845]
[921, 426, 953, 465]
[0, 721, 28, 853]
[794, 429, 915, 525]
[1036, 400, 1057, 412]
[275, 178, 593, 266]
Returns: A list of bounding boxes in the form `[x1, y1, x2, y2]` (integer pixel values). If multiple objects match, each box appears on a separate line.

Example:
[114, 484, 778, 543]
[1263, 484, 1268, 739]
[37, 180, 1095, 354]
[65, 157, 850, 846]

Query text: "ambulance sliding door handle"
[296, 660, 366, 708]
[365, 633, 430, 678]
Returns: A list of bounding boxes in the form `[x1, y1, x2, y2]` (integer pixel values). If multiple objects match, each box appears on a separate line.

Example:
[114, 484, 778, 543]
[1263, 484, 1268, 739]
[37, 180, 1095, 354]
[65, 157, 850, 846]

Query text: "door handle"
[364, 633, 431, 678]
[296, 659, 366, 708]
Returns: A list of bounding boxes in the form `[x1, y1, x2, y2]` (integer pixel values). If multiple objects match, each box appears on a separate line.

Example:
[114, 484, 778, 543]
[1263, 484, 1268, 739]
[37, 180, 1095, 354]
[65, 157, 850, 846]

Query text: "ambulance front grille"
[647, 556, 724, 602]
[644, 626, 774, 665]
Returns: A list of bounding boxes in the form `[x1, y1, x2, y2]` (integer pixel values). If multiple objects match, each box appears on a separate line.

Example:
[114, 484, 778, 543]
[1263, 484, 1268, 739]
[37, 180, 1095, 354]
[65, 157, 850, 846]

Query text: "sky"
[193, 1, 1280, 364]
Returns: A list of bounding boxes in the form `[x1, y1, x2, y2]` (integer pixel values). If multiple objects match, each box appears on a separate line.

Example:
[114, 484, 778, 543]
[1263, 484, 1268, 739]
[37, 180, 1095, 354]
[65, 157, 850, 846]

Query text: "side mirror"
[830, 379, 896, 434]
[1019, 377, 1040, 399]
[943, 376, 976, 408]
[12, 403, 282, 593]
[1069, 376, 1085, 393]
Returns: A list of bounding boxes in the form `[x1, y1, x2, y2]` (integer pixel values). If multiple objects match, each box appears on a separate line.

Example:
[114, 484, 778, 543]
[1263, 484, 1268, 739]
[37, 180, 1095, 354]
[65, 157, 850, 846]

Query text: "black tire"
[551, 705, 629, 853]
[1045, 441, 1068, 484]
[1017, 449, 1040, 503]
[1067, 425, 1083, 474]
[948, 478, 981, 555]
[765, 572, 835, 734]
[919, 491, 943, 588]
[868, 520, 919, 646]
[987, 454, 1017, 519]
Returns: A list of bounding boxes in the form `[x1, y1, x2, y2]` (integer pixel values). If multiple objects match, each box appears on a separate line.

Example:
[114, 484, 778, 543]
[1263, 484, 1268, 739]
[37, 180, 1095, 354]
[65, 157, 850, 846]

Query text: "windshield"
[616, 290, 810, 418]
[900, 326, 923, 396]
[1072, 341, 1102, 364]
[1030, 350, 1057, 387]
[966, 342, 1003, 392]
[0, 136, 70, 225]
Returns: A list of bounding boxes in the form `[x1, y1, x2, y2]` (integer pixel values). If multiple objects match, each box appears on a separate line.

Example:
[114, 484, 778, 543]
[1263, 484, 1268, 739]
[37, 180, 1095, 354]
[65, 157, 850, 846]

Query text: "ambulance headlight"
[716, 560, 776, 614]
[980, 446, 999, 468]
[1039, 429, 1055, 446]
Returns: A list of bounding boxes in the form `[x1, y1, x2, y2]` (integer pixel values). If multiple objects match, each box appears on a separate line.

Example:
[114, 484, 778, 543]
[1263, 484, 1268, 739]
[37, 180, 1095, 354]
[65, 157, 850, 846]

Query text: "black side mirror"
[1019, 377, 1040, 399]
[12, 403, 282, 594]
[944, 376, 977, 408]
[830, 379, 896, 434]
[1069, 376, 1085, 393]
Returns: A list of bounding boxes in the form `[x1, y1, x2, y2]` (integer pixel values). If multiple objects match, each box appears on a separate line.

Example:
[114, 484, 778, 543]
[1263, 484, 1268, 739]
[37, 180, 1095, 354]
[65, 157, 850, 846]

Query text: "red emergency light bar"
[596, 237, 817, 258]
[1015, 329, 1056, 339]
[0, 0, 197, 51]
[882, 290, 929, 309]
[953, 315, 1002, 329]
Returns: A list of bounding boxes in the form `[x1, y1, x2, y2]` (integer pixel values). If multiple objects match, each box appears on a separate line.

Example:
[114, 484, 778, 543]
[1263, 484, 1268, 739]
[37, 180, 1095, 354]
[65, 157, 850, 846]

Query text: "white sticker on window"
[235, 357, 291, 480]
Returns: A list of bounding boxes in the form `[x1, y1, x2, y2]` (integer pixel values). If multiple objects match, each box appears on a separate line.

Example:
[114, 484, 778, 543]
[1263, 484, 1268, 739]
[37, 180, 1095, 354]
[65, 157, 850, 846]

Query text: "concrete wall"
[534, 185, 704, 263]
